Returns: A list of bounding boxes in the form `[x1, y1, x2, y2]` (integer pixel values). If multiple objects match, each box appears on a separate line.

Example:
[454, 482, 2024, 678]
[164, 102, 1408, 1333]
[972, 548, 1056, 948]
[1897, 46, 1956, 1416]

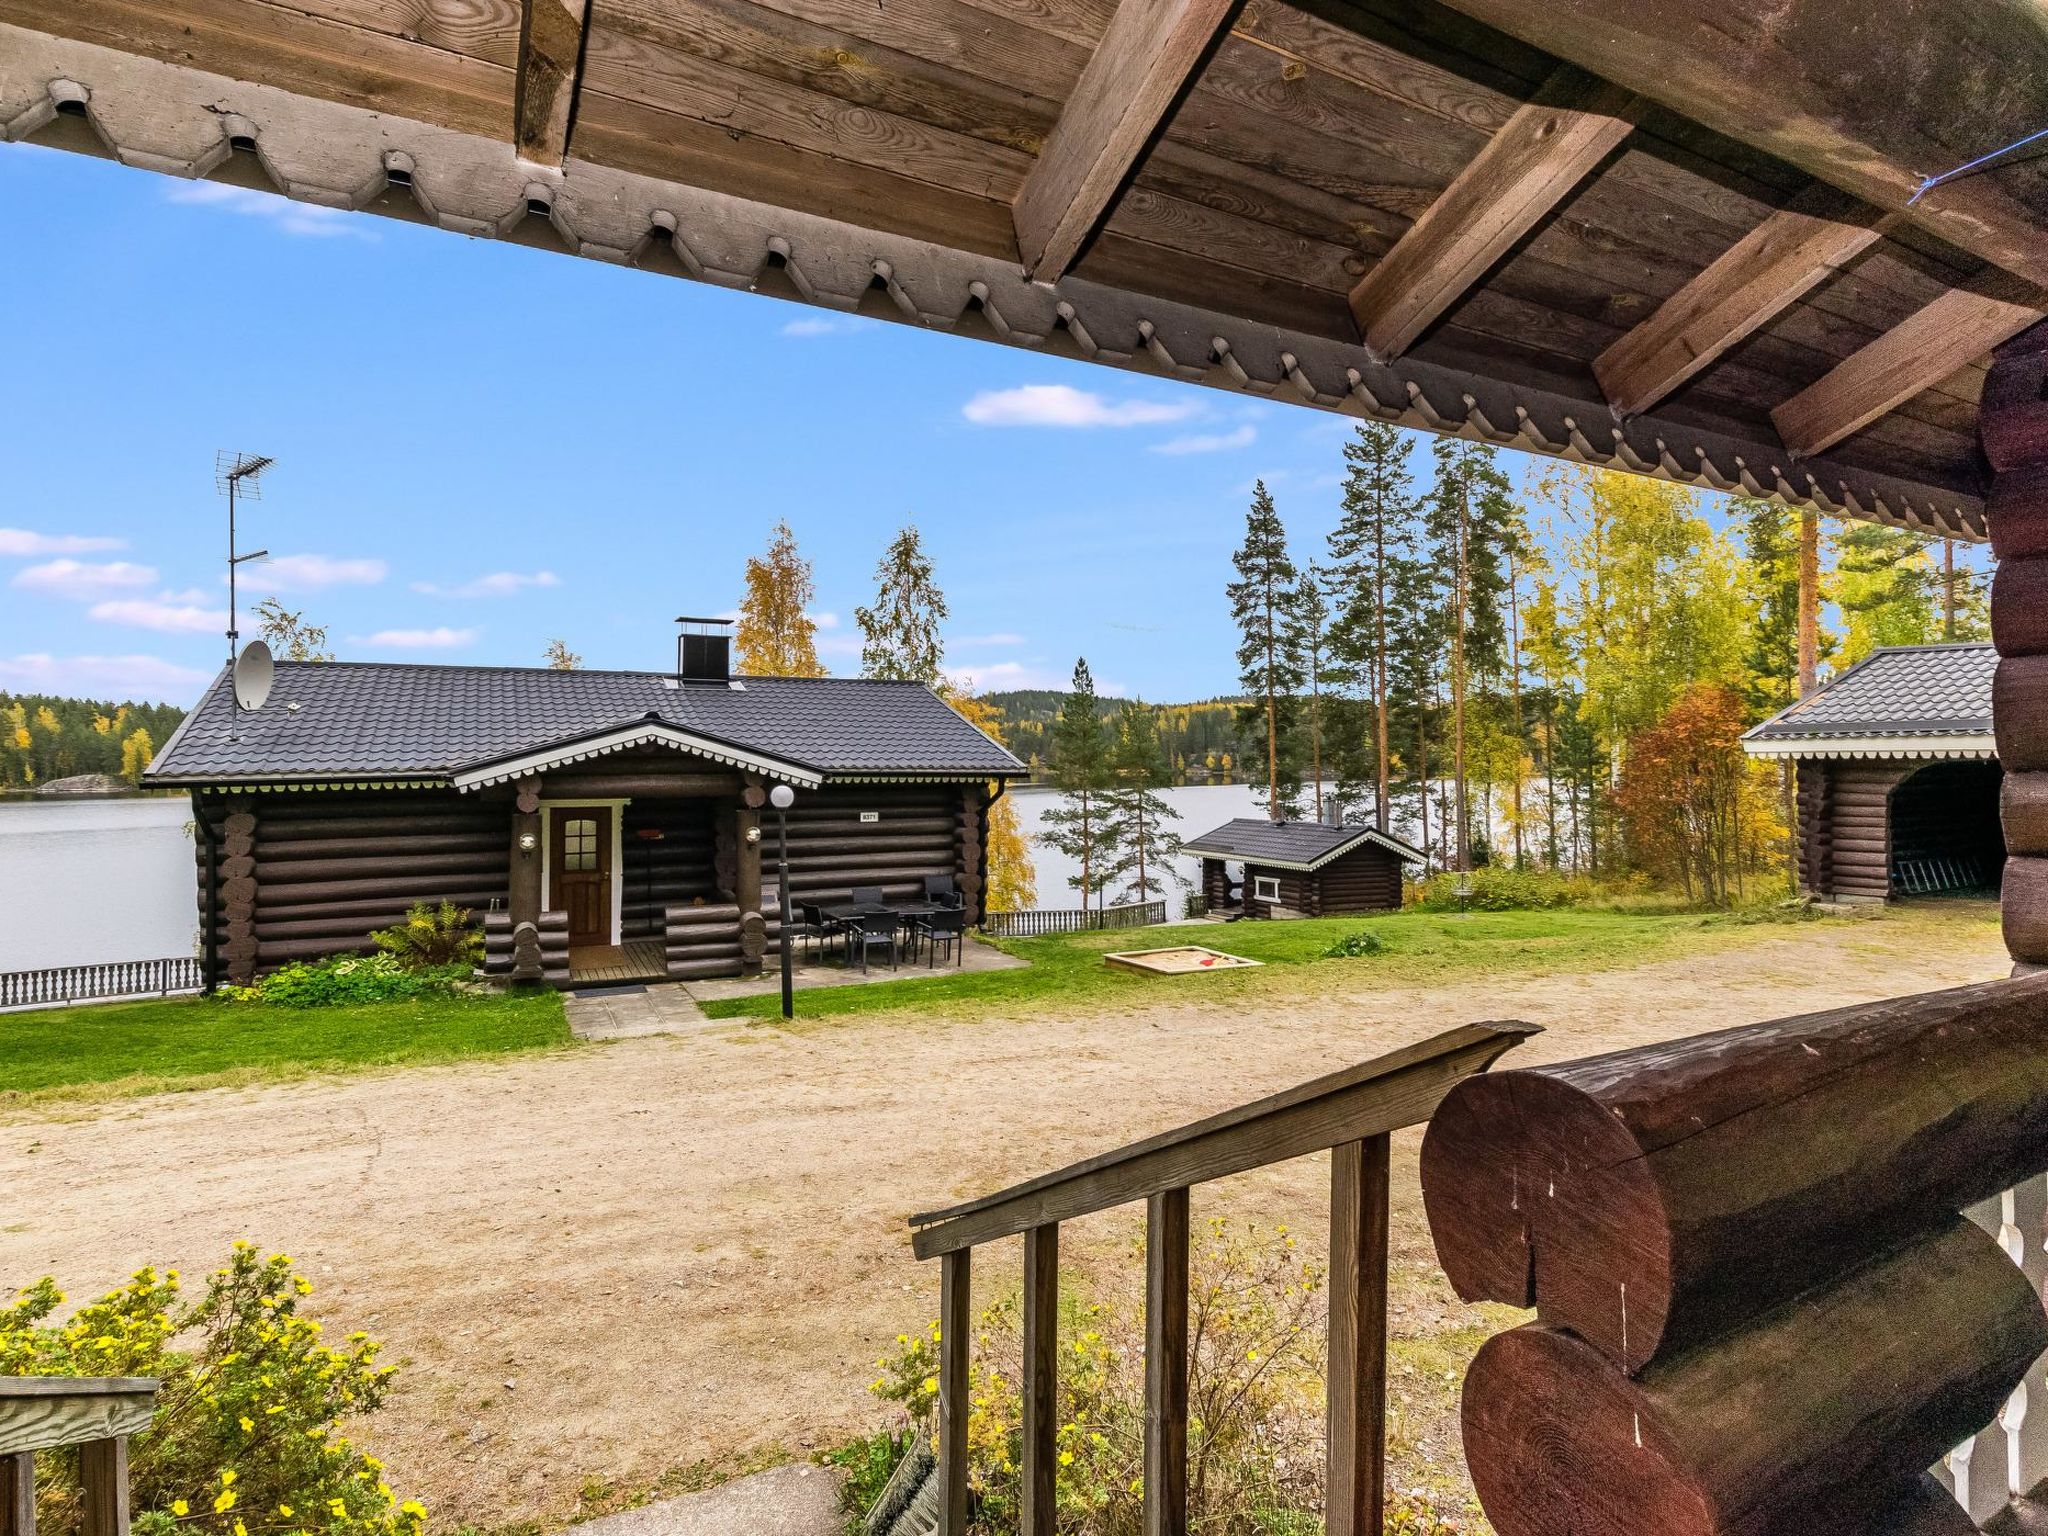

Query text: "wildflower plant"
[220, 954, 468, 1007]
[0, 1245, 425, 1536]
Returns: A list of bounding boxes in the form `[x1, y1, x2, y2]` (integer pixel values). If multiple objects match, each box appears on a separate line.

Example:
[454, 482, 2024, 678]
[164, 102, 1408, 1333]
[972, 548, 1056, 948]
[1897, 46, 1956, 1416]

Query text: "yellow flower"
[239, 1417, 255, 1433]
[220, 1472, 237, 1487]
[171, 1501, 189, 1517]
[1058, 1450, 1074, 1467]
[278, 1506, 294, 1518]
[213, 1491, 238, 1513]
[329, 1500, 349, 1518]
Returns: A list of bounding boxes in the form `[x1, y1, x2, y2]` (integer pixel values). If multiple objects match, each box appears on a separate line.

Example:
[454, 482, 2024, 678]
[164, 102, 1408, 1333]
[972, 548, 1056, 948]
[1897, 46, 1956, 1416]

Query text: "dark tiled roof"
[1744, 643, 1997, 742]
[1182, 818, 1424, 870]
[145, 662, 1024, 783]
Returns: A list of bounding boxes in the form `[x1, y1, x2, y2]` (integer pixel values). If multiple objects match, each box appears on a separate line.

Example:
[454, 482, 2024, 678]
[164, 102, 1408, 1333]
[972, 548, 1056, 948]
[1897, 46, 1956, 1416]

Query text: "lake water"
[0, 782, 1346, 974]
[0, 797, 197, 972]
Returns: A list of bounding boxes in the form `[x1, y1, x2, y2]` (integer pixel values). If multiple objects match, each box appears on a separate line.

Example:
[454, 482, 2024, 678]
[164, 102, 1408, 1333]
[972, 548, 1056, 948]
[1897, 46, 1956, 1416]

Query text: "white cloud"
[0, 653, 212, 703]
[945, 660, 1127, 696]
[250, 554, 387, 591]
[812, 610, 840, 630]
[411, 570, 561, 599]
[1151, 424, 1257, 455]
[780, 315, 873, 338]
[962, 384, 1199, 428]
[951, 632, 1027, 648]
[165, 182, 373, 240]
[358, 627, 477, 649]
[0, 528, 126, 556]
[12, 559, 157, 598]
[89, 596, 230, 634]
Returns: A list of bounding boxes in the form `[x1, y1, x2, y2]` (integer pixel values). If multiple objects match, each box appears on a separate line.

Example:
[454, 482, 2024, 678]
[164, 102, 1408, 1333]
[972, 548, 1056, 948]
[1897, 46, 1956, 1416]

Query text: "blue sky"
[0, 140, 1987, 709]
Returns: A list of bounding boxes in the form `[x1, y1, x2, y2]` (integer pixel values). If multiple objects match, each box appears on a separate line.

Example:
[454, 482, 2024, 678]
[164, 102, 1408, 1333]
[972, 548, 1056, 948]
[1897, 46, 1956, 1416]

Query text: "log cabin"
[143, 629, 1023, 987]
[1183, 819, 1420, 919]
[1744, 643, 2001, 903]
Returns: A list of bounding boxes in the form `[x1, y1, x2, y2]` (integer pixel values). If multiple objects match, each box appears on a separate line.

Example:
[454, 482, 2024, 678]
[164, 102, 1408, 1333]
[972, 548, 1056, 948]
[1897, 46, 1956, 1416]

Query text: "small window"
[563, 817, 599, 872]
[1252, 874, 1281, 903]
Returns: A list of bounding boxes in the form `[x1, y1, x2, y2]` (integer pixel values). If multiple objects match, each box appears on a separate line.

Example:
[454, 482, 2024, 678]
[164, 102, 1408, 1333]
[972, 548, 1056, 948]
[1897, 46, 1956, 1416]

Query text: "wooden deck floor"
[567, 938, 667, 985]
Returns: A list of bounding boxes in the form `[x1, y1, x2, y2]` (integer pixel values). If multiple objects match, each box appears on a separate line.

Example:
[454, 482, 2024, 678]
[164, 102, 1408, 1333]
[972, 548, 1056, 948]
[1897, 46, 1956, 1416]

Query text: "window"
[1252, 874, 1281, 903]
[562, 817, 599, 872]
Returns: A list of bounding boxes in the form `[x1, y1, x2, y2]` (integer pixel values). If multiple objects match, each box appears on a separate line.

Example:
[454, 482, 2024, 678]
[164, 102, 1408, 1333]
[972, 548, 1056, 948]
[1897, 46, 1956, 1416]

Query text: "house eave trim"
[1742, 734, 1998, 760]
[450, 723, 826, 791]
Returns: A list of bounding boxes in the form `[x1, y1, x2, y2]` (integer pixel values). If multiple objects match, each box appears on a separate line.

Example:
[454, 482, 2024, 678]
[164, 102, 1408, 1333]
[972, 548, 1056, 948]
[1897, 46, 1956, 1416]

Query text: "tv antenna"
[216, 451, 274, 664]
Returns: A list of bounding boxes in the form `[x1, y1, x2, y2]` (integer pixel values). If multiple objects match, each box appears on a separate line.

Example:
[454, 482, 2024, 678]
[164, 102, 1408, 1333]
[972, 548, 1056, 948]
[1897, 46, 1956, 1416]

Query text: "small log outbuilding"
[144, 639, 1023, 988]
[1183, 819, 1422, 920]
[1743, 643, 2001, 904]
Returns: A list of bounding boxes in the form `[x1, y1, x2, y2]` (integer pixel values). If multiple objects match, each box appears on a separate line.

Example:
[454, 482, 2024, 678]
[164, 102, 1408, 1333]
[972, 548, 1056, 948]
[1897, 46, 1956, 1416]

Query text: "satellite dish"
[233, 640, 274, 712]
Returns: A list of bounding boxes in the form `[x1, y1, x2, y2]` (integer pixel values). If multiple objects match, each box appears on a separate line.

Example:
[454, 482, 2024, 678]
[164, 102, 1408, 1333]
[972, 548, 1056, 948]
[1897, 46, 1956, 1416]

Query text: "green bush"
[858, 1221, 1470, 1535]
[1322, 930, 1388, 959]
[0, 1245, 425, 1536]
[370, 902, 482, 971]
[1406, 867, 1601, 913]
[222, 954, 468, 1008]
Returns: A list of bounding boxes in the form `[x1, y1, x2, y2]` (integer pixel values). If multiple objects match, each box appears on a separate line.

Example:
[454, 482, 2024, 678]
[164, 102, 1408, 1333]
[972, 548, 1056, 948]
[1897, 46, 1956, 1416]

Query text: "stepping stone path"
[571, 1464, 844, 1536]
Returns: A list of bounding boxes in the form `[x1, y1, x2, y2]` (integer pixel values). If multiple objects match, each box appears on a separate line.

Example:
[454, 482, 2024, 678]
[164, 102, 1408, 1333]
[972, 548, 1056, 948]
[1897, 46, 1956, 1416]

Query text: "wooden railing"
[905, 1020, 1537, 1535]
[980, 901, 1167, 938]
[1422, 973, 2048, 1535]
[0, 1376, 159, 1536]
[0, 959, 201, 1011]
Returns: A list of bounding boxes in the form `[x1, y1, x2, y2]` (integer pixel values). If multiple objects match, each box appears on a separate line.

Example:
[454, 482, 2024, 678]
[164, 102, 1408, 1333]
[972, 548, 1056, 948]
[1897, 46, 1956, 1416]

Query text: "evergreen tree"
[1100, 701, 1183, 905]
[735, 519, 826, 677]
[1384, 555, 1444, 865]
[1038, 659, 1115, 911]
[1737, 497, 1803, 718]
[857, 524, 949, 684]
[1836, 522, 1942, 664]
[1325, 421, 1421, 831]
[1282, 568, 1333, 822]
[1226, 481, 1303, 820]
[0, 693, 186, 788]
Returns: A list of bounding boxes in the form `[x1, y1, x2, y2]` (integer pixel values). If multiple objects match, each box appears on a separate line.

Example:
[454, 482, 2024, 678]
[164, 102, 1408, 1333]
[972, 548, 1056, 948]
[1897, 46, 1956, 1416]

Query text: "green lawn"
[698, 906, 1829, 1024]
[0, 990, 571, 1105]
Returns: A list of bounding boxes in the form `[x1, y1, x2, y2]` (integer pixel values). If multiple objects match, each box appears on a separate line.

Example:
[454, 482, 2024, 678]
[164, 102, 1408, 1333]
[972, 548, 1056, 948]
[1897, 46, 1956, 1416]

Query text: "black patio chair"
[922, 874, 963, 909]
[787, 898, 830, 960]
[852, 909, 899, 973]
[913, 906, 967, 967]
[850, 885, 887, 909]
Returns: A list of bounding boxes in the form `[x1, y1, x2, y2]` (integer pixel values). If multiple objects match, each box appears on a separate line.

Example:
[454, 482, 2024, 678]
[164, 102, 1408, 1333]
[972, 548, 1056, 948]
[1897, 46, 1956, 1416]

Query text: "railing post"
[79, 1438, 128, 1536]
[1327, 1136, 1390, 1536]
[1144, 1188, 1190, 1536]
[2, 1451, 34, 1536]
[1021, 1224, 1060, 1536]
[938, 1249, 972, 1536]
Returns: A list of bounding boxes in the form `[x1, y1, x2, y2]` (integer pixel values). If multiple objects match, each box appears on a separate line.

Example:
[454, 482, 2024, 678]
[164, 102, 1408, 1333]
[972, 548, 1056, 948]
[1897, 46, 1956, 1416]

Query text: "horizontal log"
[785, 815, 958, 835]
[664, 903, 742, 925]
[258, 852, 506, 883]
[1983, 348, 2048, 473]
[258, 872, 507, 904]
[1420, 973, 2048, 1372]
[543, 773, 739, 797]
[2005, 774, 2048, 855]
[1463, 1220, 2044, 1536]
[255, 815, 499, 842]
[2005, 857, 2048, 964]
[1996, 656, 2048, 771]
[261, 891, 504, 922]
[257, 937, 373, 962]
[1996, 556, 2048, 658]
[665, 957, 745, 980]
[1991, 467, 2048, 561]
[665, 942, 743, 961]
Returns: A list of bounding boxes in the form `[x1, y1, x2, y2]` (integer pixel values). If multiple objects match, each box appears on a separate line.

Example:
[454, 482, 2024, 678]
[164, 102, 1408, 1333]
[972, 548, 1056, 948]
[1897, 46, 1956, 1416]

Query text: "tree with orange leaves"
[1615, 684, 1785, 906]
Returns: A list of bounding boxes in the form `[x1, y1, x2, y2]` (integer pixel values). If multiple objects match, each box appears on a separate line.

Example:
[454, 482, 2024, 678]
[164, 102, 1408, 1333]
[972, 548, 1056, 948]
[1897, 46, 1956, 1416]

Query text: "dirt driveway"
[0, 909, 2011, 1528]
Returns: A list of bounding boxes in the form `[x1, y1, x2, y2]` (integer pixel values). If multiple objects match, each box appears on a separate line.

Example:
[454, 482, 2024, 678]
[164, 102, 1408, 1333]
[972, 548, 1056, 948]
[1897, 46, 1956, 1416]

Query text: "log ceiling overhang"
[7, 0, 2048, 540]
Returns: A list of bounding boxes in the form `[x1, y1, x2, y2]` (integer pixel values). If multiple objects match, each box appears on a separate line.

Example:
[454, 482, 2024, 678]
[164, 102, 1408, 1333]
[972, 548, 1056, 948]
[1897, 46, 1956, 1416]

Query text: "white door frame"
[540, 799, 628, 945]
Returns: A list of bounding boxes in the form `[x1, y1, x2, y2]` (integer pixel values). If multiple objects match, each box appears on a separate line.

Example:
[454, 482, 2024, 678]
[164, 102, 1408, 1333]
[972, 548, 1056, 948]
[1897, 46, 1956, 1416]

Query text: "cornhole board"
[1104, 946, 1263, 975]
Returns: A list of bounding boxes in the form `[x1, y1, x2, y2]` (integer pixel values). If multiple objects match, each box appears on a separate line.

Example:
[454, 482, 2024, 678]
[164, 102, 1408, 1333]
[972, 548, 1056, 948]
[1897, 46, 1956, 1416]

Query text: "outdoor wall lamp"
[745, 826, 763, 845]
[518, 831, 538, 854]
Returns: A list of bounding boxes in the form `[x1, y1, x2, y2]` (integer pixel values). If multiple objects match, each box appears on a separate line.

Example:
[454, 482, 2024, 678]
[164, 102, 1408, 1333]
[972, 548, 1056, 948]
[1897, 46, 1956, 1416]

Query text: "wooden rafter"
[1594, 188, 1889, 417]
[1347, 65, 1636, 361]
[1772, 286, 2047, 458]
[1012, 0, 1240, 280]
[514, 0, 592, 165]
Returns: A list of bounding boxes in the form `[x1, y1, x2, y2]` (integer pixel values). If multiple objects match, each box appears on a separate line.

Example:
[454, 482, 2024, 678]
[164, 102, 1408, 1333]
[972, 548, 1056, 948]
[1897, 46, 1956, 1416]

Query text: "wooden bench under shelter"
[13, 0, 2048, 1527]
[0, 1378, 158, 1536]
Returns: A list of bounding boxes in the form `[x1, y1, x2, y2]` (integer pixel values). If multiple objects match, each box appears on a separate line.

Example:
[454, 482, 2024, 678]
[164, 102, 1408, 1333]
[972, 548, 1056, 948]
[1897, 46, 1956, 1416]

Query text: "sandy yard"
[0, 907, 2012, 1528]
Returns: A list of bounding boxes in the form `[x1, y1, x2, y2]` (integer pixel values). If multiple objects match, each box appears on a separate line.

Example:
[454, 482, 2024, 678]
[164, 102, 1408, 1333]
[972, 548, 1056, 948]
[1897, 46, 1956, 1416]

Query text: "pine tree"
[1836, 522, 1941, 664]
[735, 519, 826, 677]
[1385, 555, 1443, 864]
[1737, 497, 1803, 718]
[1226, 481, 1303, 820]
[1039, 659, 1115, 911]
[857, 524, 949, 684]
[1282, 569, 1332, 822]
[1101, 701, 1183, 905]
[1325, 421, 1420, 831]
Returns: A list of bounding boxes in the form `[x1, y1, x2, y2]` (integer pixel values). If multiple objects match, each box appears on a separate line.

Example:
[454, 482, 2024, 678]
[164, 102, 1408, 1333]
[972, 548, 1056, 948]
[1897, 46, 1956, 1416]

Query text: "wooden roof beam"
[1595, 188, 1890, 417]
[1425, 0, 2048, 293]
[514, 0, 592, 167]
[1772, 285, 2047, 458]
[1347, 65, 1637, 361]
[1012, 0, 1240, 281]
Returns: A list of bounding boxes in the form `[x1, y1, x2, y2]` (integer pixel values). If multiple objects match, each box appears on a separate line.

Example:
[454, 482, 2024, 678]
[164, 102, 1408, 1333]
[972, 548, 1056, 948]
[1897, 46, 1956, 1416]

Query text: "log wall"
[1989, 326, 2048, 968]
[778, 785, 984, 918]
[200, 789, 512, 976]
[1313, 847, 1406, 914]
[620, 800, 719, 939]
[1794, 759, 1911, 902]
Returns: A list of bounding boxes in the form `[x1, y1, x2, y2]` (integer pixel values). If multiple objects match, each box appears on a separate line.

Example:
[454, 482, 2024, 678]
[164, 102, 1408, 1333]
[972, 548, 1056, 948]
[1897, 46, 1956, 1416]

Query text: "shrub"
[1322, 930, 1387, 959]
[221, 954, 468, 1007]
[1406, 867, 1599, 913]
[860, 1221, 1469, 1535]
[370, 903, 482, 971]
[0, 1245, 426, 1536]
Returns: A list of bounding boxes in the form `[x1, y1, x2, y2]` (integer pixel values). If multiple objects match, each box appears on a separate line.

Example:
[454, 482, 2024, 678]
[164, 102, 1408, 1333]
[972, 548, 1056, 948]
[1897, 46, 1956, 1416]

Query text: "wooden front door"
[551, 807, 613, 946]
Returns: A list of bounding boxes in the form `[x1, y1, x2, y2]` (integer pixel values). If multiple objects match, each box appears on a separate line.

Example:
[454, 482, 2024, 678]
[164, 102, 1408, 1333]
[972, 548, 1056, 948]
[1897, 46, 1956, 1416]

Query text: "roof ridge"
[264, 658, 930, 684]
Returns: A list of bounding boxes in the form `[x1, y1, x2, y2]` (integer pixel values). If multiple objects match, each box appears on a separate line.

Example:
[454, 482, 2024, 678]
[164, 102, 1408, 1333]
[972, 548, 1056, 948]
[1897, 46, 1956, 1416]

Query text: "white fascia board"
[452, 723, 825, 791]
[1742, 734, 1996, 760]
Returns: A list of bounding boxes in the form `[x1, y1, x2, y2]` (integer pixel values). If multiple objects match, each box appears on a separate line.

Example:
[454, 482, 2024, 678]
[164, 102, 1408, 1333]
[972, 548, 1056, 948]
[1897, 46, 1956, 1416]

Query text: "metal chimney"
[675, 615, 733, 684]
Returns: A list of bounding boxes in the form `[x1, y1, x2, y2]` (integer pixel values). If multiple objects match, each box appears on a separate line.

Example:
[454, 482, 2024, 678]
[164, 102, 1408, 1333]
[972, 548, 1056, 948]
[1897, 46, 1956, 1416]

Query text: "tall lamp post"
[770, 783, 796, 1019]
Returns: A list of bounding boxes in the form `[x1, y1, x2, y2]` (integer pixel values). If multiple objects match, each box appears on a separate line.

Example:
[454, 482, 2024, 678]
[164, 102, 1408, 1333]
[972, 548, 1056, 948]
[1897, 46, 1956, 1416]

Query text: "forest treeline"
[1, 694, 184, 789]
